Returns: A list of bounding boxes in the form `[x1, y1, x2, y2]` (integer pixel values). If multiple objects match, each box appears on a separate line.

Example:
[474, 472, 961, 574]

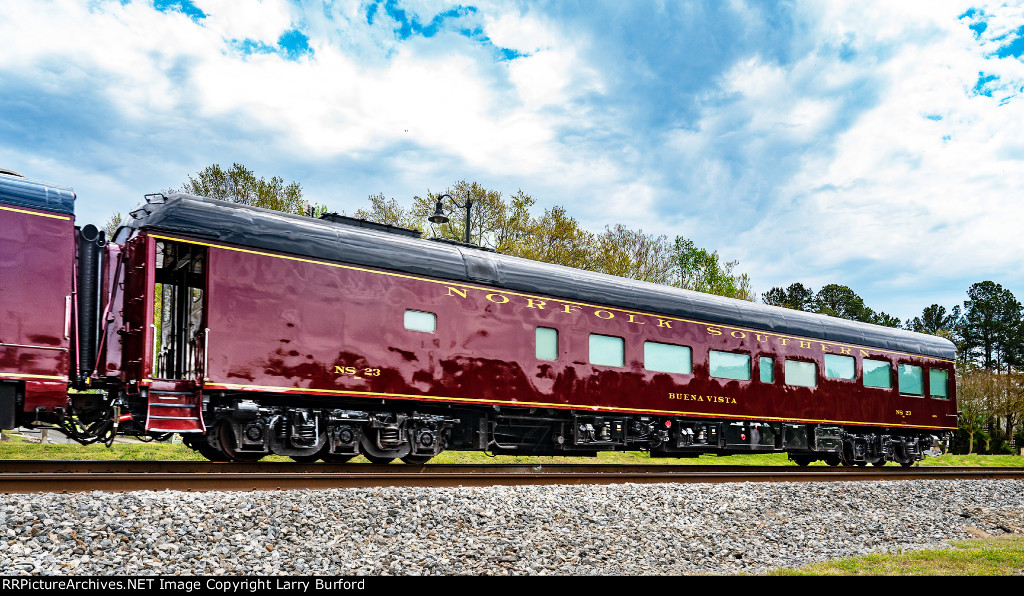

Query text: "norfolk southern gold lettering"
[704, 326, 872, 357]
[443, 286, 884, 358]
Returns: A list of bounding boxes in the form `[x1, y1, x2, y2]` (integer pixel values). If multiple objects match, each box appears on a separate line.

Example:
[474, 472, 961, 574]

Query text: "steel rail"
[1, 461, 1023, 494]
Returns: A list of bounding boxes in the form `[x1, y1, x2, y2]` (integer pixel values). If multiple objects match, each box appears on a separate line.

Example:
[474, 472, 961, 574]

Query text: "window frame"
[759, 356, 774, 384]
[403, 309, 437, 333]
[784, 359, 818, 388]
[898, 363, 925, 397]
[929, 368, 949, 399]
[588, 333, 625, 368]
[823, 353, 856, 381]
[708, 350, 752, 382]
[535, 327, 559, 361]
[862, 358, 893, 390]
[643, 341, 693, 375]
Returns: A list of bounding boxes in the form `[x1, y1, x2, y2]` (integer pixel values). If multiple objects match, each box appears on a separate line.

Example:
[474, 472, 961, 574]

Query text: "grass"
[770, 536, 1024, 576]
[2, 430, 1023, 466]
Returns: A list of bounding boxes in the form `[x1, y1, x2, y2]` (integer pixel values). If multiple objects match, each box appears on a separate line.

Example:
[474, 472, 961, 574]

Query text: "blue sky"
[3, 0, 1024, 322]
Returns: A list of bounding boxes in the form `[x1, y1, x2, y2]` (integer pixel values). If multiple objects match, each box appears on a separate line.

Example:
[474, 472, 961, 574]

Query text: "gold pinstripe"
[0, 372, 68, 381]
[0, 204, 72, 221]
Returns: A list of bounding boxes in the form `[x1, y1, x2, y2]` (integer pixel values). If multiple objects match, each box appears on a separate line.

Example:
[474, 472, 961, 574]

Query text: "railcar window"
[536, 327, 558, 361]
[760, 357, 774, 383]
[404, 310, 436, 333]
[589, 334, 624, 367]
[898, 364, 924, 396]
[863, 359, 892, 389]
[709, 351, 751, 381]
[824, 354, 855, 380]
[929, 369, 949, 399]
[785, 360, 817, 388]
[644, 342, 692, 374]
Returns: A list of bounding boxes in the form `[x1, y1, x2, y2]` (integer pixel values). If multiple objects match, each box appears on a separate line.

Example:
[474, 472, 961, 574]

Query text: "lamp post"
[427, 193, 473, 244]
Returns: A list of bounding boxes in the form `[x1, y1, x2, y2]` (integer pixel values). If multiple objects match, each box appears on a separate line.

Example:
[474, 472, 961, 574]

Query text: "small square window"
[709, 351, 751, 381]
[898, 364, 924, 396]
[863, 359, 892, 389]
[824, 354, 855, 380]
[589, 334, 624, 367]
[760, 357, 774, 383]
[929, 368, 949, 399]
[404, 310, 436, 333]
[644, 342, 692, 374]
[536, 327, 558, 361]
[785, 360, 817, 388]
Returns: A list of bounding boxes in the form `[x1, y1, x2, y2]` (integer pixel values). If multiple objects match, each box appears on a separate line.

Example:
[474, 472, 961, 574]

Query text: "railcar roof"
[0, 173, 76, 215]
[128, 193, 957, 360]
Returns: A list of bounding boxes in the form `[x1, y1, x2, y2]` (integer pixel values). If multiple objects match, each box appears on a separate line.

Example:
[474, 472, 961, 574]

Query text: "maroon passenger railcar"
[0, 174, 77, 428]
[0, 175, 957, 465]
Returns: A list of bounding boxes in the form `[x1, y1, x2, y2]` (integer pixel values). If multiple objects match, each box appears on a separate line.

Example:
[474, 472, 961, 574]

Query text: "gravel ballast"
[2, 479, 1023, 575]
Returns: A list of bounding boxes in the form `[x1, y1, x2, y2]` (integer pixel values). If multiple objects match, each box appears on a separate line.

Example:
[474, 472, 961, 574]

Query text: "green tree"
[959, 281, 1022, 371]
[956, 366, 997, 454]
[514, 205, 595, 271]
[102, 212, 123, 239]
[907, 304, 961, 338]
[869, 312, 902, 328]
[593, 225, 676, 285]
[950, 282, 1024, 451]
[671, 237, 754, 301]
[353, 181, 753, 300]
[181, 163, 305, 215]
[351, 193, 424, 232]
[994, 371, 1024, 452]
[762, 282, 899, 327]
[412, 181, 536, 252]
[762, 283, 815, 310]
[814, 284, 872, 321]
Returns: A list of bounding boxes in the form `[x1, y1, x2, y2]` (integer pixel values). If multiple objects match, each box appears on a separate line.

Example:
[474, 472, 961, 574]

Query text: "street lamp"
[427, 193, 473, 244]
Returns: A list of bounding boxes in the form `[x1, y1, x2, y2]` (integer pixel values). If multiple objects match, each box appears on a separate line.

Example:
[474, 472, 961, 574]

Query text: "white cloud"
[642, 0, 1024, 315]
[195, 0, 296, 43]
[5, 0, 1024, 319]
[483, 12, 554, 54]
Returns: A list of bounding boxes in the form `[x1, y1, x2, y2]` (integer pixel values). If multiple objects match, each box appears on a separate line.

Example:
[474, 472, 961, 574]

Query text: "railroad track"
[2, 461, 1023, 493]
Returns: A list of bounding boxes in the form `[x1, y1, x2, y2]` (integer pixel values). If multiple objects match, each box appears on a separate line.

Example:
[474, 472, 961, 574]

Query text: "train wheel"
[840, 442, 857, 467]
[871, 459, 886, 467]
[357, 427, 406, 464]
[218, 424, 264, 462]
[183, 435, 231, 462]
[401, 455, 433, 465]
[790, 455, 813, 467]
[855, 460, 867, 467]
[900, 460, 915, 468]
[322, 454, 354, 464]
[824, 454, 841, 467]
[289, 442, 333, 463]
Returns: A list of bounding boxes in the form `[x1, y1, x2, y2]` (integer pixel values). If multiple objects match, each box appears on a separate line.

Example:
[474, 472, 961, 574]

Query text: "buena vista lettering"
[445, 286, 877, 357]
[668, 393, 738, 404]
